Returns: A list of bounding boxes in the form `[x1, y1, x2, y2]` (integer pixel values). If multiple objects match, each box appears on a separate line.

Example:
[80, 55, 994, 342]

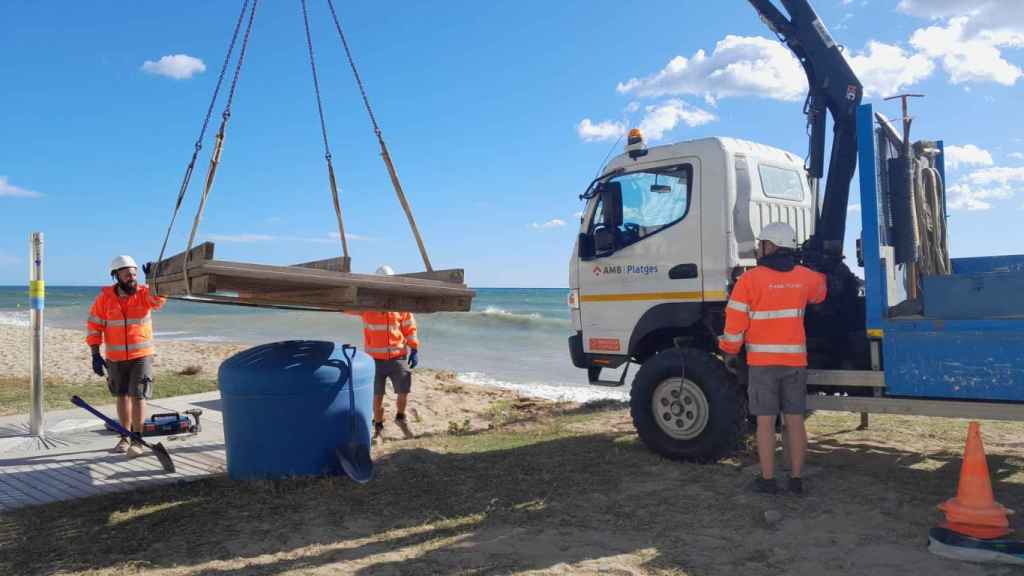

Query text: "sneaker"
[112, 436, 130, 454]
[788, 477, 804, 495]
[752, 476, 778, 495]
[395, 413, 413, 438]
[126, 440, 146, 458]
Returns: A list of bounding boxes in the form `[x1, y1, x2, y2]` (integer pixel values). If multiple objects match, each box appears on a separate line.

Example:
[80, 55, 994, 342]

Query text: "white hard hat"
[110, 255, 139, 273]
[758, 222, 799, 250]
[375, 265, 395, 276]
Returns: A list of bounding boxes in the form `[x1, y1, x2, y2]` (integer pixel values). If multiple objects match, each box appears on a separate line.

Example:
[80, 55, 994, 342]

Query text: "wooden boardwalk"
[0, 392, 227, 511]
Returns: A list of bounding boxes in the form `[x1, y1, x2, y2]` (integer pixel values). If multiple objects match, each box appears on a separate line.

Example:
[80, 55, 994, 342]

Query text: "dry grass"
[1, 405, 1022, 575]
[0, 374, 219, 417]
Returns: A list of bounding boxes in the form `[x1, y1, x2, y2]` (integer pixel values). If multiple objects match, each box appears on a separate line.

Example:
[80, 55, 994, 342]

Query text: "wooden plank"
[0, 468, 58, 504]
[146, 242, 215, 279]
[807, 395, 1024, 421]
[29, 463, 99, 500]
[202, 260, 473, 296]
[806, 370, 886, 388]
[398, 268, 465, 285]
[293, 256, 351, 273]
[151, 273, 215, 298]
[0, 473, 49, 507]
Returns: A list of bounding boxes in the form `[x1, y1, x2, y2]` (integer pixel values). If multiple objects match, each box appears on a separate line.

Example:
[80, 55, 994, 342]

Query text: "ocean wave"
[0, 311, 30, 328]
[435, 306, 570, 329]
[457, 371, 628, 403]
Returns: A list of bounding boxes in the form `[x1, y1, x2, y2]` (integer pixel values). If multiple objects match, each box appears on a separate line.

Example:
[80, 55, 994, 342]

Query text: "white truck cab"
[568, 132, 817, 460]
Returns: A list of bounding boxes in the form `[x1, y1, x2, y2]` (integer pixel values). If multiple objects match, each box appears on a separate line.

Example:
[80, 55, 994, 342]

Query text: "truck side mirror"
[578, 233, 595, 260]
[600, 182, 623, 229]
[594, 226, 617, 255]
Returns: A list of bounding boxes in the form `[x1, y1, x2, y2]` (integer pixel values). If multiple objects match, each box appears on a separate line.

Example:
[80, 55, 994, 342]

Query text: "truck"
[568, 0, 1024, 462]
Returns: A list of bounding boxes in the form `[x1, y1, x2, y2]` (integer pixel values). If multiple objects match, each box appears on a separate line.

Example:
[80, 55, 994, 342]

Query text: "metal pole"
[29, 232, 44, 437]
[885, 93, 924, 300]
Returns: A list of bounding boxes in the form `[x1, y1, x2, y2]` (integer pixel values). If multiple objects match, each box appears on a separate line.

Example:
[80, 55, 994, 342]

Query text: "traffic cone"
[938, 421, 1013, 539]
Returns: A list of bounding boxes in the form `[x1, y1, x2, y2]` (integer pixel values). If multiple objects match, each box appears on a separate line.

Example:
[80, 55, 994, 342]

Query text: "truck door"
[577, 161, 701, 358]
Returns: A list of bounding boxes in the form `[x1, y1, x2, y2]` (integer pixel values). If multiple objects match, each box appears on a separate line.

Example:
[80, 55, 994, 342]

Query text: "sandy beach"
[0, 323, 548, 438]
[0, 324, 248, 383]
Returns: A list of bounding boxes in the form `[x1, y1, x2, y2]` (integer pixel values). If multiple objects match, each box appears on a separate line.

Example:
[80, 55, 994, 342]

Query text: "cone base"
[942, 520, 1011, 540]
[929, 527, 1024, 565]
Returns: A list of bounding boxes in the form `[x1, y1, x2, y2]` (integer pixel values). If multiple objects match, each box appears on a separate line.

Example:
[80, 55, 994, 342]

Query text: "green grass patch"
[0, 373, 219, 416]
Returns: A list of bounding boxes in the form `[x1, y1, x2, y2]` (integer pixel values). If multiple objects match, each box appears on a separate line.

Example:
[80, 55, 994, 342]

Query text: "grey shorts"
[747, 366, 807, 416]
[374, 359, 412, 395]
[106, 356, 154, 399]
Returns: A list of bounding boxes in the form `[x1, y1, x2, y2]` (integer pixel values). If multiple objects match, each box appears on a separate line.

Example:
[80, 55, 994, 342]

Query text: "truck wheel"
[629, 348, 746, 462]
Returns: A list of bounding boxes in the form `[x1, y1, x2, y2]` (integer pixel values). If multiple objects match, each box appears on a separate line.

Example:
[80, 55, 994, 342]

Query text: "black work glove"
[408, 348, 419, 369]
[142, 262, 152, 276]
[723, 354, 740, 374]
[92, 352, 106, 377]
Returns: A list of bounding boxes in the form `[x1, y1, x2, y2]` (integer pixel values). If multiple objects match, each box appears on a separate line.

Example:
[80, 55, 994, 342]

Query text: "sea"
[0, 286, 627, 402]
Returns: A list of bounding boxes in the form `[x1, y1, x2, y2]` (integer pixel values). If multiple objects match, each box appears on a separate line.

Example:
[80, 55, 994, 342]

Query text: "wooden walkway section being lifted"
[146, 243, 474, 313]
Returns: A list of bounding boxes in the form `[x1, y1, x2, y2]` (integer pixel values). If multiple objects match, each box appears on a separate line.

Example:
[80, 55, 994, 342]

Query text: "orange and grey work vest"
[352, 311, 419, 361]
[86, 285, 166, 362]
[718, 264, 827, 367]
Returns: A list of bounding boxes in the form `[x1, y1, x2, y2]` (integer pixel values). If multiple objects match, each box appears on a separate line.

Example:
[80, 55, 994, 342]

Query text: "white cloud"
[898, 1, 1024, 43]
[947, 183, 1013, 210]
[947, 166, 1024, 210]
[573, 211, 584, 219]
[577, 118, 625, 142]
[1009, 152, 1024, 161]
[910, 17, 1022, 86]
[847, 41, 934, 97]
[141, 54, 207, 80]
[637, 100, 717, 140]
[944, 144, 995, 170]
[848, 204, 862, 212]
[967, 166, 1024, 186]
[616, 35, 807, 102]
[531, 219, 566, 230]
[207, 234, 274, 243]
[0, 176, 42, 198]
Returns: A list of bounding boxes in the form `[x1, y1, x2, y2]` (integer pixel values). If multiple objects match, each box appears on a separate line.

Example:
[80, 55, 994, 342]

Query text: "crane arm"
[747, 0, 863, 260]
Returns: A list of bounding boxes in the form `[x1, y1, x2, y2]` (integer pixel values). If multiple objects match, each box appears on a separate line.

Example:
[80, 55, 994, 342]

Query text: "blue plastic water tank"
[218, 340, 374, 480]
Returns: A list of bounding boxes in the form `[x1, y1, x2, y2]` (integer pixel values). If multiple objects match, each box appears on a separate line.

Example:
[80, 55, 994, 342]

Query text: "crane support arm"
[747, 0, 863, 258]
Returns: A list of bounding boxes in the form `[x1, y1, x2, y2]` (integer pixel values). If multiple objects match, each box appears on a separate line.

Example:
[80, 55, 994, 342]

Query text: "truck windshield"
[589, 164, 692, 245]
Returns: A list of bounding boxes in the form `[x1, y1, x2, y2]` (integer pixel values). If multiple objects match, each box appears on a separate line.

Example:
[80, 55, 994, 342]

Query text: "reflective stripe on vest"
[107, 315, 152, 326]
[726, 300, 749, 313]
[88, 315, 107, 326]
[365, 346, 406, 355]
[746, 343, 806, 354]
[720, 332, 744, 343]
[107, 340, 154, 352]
[748, 308, 804, 320]
[364, 323, 392, 332]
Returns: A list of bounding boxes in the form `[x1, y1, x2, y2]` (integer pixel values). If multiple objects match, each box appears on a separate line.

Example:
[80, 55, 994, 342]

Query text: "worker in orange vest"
[86, 255, 167, 457]
[347, 265, 420, 439]
[719, 222, 826, 495]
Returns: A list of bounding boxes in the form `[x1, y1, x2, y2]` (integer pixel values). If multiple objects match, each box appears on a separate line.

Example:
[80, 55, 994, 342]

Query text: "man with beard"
[718, 223, 826, 495]
[86, 255, 166, 457]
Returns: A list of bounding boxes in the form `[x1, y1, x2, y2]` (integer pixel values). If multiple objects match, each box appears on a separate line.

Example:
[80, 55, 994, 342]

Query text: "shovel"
[335, 345, 373, 483]
[71, 395, 176, 473]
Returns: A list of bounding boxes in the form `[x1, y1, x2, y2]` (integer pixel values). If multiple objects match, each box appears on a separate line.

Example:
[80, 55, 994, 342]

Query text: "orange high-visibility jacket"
[351, 311, 419, 361]
[86, 285, 166, 362]
[718, 265, 826, 367]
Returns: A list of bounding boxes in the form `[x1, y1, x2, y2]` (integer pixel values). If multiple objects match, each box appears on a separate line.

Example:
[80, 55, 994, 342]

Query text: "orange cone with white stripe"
[938, 421, 1013, 539]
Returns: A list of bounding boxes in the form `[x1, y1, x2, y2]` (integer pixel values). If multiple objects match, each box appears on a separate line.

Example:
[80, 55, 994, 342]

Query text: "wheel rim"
[651, 377, 709, 441]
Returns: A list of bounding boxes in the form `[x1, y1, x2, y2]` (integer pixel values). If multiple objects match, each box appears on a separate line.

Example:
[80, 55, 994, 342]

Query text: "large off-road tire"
[630, 347, 747, 462]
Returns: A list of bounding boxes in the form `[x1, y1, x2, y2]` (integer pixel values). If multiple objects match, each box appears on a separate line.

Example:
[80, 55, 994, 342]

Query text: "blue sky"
[2, 0, 1022, 287]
